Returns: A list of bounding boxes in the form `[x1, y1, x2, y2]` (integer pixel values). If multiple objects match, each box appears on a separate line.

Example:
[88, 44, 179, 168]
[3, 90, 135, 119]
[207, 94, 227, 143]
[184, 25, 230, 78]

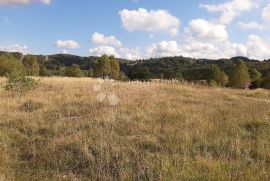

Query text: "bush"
[0, 54, 24, 76]
[4, 70, 38, 92]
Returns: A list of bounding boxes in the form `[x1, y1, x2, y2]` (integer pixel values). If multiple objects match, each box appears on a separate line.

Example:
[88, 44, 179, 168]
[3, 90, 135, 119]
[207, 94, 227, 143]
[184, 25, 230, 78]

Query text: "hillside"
[0, 77, 270, 180]
[1, 51, 270, 81]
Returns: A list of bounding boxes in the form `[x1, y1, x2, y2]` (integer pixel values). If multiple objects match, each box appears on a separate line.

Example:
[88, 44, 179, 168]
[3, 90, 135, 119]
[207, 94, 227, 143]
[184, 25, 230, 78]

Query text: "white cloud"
[246, 35, 270, 60]
[62, 49, 68, 54]
[0, 44, 29, 54]
[89, 35, 270, 61]
[145, 41, 181, 58]
[200, 0, 260, 24]
[262, 4, 270, 22]
[89, 45, 142, 60]
[91, 32, 122, 48]
[119, 8, 180, 36]
[238, 21, 264, 30]
[180, 40, 247, 59]
[89, 46, 120, 57]
[185, 19, 228, 42]
[0, 0, 51, 5]
[119, 47, 142, 60]
[168, 28, 178, 37]
[55, 40, 80, 49]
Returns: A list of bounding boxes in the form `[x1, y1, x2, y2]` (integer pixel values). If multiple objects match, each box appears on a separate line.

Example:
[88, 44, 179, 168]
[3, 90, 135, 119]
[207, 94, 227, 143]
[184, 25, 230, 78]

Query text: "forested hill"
[1, 51, 270, 80]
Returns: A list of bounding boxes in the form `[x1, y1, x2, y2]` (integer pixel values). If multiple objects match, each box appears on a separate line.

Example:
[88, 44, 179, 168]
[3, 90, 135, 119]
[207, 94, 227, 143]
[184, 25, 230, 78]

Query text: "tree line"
[1, 52, 270, 89]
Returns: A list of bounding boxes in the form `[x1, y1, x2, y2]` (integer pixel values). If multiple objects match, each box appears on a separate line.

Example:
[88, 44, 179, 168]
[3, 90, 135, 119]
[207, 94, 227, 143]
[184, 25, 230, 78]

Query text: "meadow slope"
[0, 77, 270, 180]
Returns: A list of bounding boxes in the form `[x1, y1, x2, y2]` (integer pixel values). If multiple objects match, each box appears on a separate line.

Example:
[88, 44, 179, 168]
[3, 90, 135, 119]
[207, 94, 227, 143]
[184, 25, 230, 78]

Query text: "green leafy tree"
[209, 65, 222, 86]
[66, 64, 83, 77]
[23, 55, 40, 76]
[261, 70, 270, 89]
[163, 70, 183, 81]
[220, 71, 229, 87]
[164, 70, 175, 80]
[129, 67, 152, 81]
[229, 60, 251, 88]
[0, 54, 24, 76]
[120, 71, 129, 81]
[110, 56, 120, 80]
[94, 55, 111, 78]
[249, 68, 262, 82]
[39, 64, 51, 76]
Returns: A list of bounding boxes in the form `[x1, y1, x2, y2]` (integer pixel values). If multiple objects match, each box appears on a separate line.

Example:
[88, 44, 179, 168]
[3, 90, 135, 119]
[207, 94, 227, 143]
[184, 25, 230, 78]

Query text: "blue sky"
[0, 0, 270, 60]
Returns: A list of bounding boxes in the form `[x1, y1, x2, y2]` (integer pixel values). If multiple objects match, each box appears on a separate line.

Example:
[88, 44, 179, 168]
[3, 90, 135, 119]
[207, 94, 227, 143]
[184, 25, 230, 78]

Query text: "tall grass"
[0, 77, 270, 180]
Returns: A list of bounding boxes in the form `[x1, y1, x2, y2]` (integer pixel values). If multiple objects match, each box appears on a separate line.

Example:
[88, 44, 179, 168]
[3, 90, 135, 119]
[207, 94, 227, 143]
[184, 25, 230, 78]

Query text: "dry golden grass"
[0, 77, 270, 180]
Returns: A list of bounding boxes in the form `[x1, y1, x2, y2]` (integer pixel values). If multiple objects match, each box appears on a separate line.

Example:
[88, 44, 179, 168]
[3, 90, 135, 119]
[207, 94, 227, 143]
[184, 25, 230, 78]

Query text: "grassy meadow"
[0, 77, 270, 180]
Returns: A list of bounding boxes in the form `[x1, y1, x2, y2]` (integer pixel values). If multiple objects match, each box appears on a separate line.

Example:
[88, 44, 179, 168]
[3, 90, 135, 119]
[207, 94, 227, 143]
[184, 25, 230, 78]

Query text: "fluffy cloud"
[262, 4, 270, 22]
[119, 47, 142, 60]
[186, 19, 228, 42]
[0, 0, 51, 5]
[238, 21, 264, 30]
[89, 45, 142, 60]
[246, 35, 270, 60]
[91, 32, 122, 48]
[0, 44, 29, 54]
[180, 41, 247, 59]
[200, 0, 259, 24]
[119, 8, 180, 36]
[89, 46, 120, 57]
[55, 40, 80, 49]
[145, 41, 181, 58]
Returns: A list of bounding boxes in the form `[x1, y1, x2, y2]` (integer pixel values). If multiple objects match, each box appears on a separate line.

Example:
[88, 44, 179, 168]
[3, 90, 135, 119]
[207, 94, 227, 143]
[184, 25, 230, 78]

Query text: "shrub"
[65, 64, 84, 77]
[0, 54, 24, 76]
[4, 70, 38, 92]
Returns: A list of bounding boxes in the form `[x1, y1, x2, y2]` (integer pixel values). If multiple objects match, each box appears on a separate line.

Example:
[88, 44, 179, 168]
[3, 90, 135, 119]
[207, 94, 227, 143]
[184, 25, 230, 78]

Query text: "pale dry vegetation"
[0, 77, 270, 180]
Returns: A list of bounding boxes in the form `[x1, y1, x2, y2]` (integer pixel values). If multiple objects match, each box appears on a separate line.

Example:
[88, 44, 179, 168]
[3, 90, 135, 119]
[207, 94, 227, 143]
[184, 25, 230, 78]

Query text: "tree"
[163, 70, 175, 80]
[120, 71, 129, 81]
[163, 70, 183, 81]
[229, 60, 251, 88]
[220, 71, 229, 87]
[65, 64, 83, 77]
[39, 64, 51, 76]
[209, 65, 222, 84]
[23, 55, 40, 76]
[110, 56, 120, 80]
[0, 54, 24, 76]
[94, 55, 120, 80]
[94, 55, 111, 78]
[249, 68, 262, 82]
[261, 70, 270, 89]
[129, 67, 152, 81]
[208, 65, 228, 86]
[249, 68, 262, 89]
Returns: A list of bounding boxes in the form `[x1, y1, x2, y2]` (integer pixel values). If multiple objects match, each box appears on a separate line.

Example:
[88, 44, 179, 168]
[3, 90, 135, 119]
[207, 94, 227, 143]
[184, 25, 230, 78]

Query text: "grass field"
[0, 77, 270, 180]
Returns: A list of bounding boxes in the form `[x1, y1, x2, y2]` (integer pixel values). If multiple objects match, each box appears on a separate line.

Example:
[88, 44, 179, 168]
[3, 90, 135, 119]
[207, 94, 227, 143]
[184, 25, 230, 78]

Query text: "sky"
[0, 0, 270, 60]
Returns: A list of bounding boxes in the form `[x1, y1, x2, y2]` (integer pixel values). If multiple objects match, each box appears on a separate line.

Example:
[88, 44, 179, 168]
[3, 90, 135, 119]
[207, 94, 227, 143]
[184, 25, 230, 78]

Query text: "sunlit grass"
[0, 77, 270, 180]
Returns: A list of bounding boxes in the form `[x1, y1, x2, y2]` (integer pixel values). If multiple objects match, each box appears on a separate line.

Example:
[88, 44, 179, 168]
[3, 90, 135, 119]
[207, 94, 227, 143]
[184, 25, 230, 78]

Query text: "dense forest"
[1, 51, 270, 89]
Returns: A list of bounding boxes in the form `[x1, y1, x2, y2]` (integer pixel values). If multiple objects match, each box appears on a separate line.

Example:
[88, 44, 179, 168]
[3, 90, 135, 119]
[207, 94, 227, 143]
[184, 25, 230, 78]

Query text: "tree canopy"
[229, 60, 251, 88]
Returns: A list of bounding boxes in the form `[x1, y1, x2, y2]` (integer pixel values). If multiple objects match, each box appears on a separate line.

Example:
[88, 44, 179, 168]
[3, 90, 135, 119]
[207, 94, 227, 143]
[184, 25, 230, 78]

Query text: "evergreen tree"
[229, 60, 251, 88]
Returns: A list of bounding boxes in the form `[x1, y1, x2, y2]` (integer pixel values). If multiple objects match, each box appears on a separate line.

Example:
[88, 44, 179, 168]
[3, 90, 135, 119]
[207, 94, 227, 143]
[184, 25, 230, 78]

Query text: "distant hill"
[1, 51, 270, 80]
